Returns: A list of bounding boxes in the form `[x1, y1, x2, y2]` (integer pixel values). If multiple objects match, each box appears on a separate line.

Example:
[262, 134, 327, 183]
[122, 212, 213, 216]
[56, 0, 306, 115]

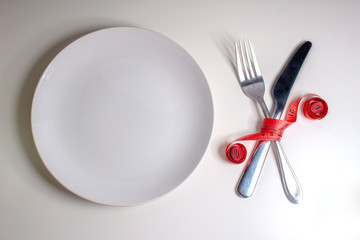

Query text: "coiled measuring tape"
[226, 94, 328, 164]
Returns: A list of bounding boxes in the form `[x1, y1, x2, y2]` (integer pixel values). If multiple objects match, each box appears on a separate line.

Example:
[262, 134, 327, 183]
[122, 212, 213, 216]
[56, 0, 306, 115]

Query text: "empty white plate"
[31, 27, 213, 206]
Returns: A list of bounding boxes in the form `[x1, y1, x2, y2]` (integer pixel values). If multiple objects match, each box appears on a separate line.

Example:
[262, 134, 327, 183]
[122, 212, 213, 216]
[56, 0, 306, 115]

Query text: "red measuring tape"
[226, 94, 328, 164]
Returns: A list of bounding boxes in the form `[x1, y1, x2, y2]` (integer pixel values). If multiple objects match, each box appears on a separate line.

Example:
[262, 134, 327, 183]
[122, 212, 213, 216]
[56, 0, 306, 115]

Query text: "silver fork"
[234, 39, 301, 202]
[235, 39, 271, 118]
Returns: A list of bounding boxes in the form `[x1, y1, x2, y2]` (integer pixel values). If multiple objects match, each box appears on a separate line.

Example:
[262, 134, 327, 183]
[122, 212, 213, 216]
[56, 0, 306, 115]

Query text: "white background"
[1, 0, 359, 239]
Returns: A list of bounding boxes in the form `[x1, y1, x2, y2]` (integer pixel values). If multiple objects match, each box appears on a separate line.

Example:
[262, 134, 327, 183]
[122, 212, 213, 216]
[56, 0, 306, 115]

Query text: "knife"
[237, 41, 312, 203]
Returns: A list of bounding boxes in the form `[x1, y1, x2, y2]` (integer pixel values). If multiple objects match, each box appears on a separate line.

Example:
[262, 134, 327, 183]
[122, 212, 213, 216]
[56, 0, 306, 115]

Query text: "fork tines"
[235, 39, 262, 82]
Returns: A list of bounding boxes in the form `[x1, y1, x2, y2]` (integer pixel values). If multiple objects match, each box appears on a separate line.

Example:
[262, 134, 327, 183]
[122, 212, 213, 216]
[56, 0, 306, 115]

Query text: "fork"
[235, 39, 271, 118]
[234, 39, 302, 203]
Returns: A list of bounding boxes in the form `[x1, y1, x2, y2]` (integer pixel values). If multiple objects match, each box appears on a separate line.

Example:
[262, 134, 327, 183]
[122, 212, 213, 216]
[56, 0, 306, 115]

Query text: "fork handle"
[237, 140, 303, 203]
[274, 141, 303, 203]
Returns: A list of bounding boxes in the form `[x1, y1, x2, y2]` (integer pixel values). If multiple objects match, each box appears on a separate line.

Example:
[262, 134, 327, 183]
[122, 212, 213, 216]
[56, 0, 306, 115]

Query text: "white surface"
[0, 0, 359, 239]
[31, 27, 213, 206]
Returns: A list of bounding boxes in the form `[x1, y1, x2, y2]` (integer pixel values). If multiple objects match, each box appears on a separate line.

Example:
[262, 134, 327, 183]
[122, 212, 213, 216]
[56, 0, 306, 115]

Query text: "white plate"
[31, 27, 213, 206]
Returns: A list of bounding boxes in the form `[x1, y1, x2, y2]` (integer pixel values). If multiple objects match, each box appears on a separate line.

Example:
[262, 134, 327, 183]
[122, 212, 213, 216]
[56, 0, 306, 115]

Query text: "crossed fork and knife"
[232, 39, 312, 203]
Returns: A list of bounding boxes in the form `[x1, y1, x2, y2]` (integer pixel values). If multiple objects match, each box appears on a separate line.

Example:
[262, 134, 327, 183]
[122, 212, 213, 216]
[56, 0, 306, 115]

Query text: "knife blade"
[273, 41, 312, 118]
[237, 41, 312, 203]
